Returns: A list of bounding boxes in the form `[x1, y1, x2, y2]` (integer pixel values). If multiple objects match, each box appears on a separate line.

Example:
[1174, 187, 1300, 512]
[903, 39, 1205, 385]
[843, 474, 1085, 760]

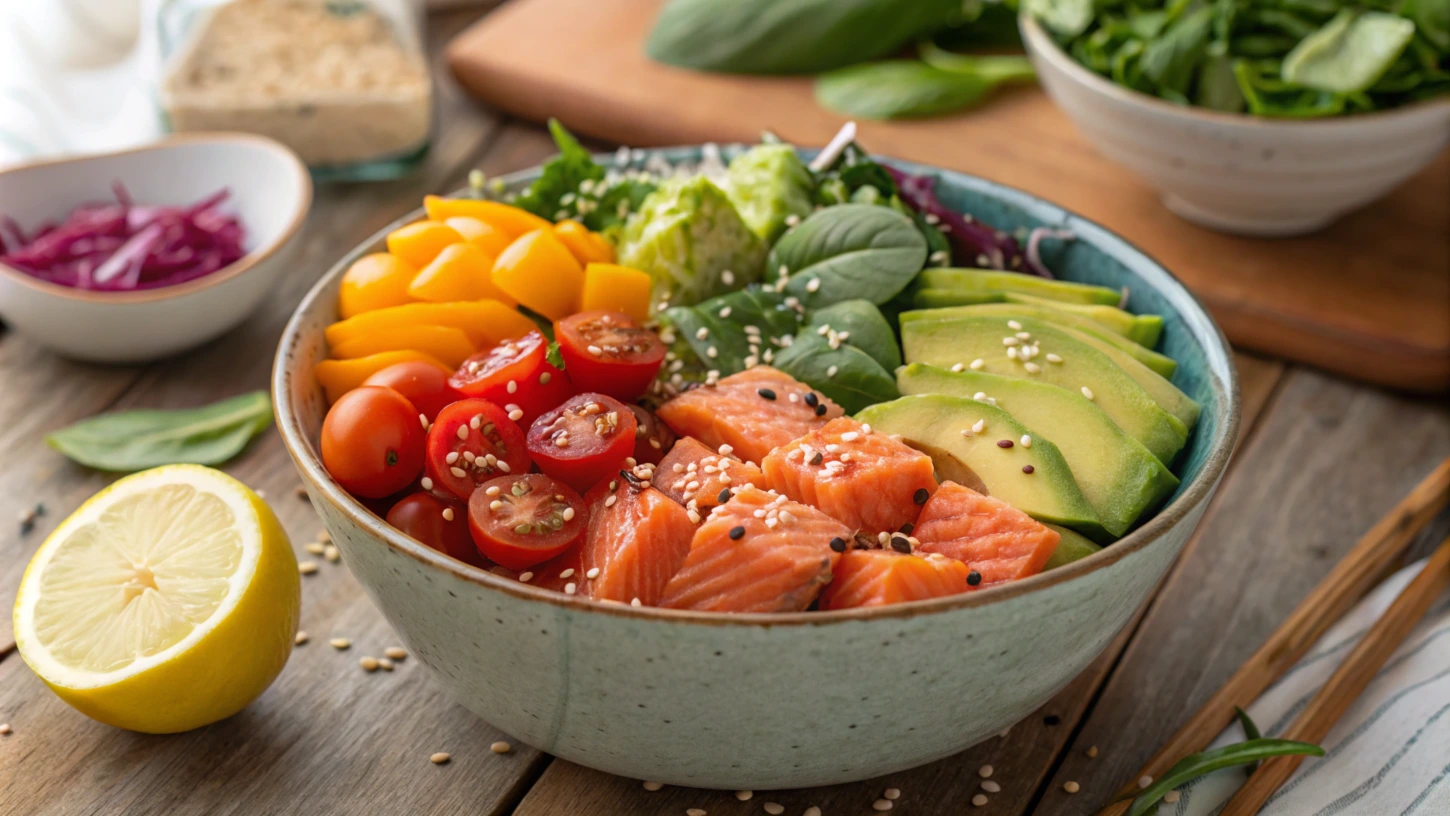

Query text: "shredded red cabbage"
[885, 165, 1063, 279]
[0, 183, 246, 291]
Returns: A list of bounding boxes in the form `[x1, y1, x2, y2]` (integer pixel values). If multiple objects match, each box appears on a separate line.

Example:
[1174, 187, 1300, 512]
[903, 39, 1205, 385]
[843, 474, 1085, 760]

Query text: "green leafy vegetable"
[1235, 705, 1263, 741]
[1127, 738, 1325, 816]
[46, 392, 273, 472]
[767, 204, 927, 309]
[815, 57, 1035, 120]
[806, 300, 903, 371]
[1027, 0, 1094, 39]
[772, 331, 900, 414]
[646, 0, 965, 75]
[1141, 7, 1215, 96]
[546, 342, 566, 370]
[510, 119, 657, 233]
[1283, 10, 1417, 93]
[723, 144, 816, 243]
[662, 287, 803, 378]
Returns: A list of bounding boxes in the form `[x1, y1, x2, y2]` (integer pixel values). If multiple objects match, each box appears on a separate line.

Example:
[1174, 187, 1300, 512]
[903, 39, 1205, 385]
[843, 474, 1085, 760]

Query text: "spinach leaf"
[772, 332, 900, 414]
[46, 392, 273, 472]
[1283, 10, 1417, 93]
[1141, 7, 1215, 96]
[1405, 0, 1450, 51]
[1027, 0, 1095, 39]
[815, 58, 1035, 120]
[646, 0, 964, 75]
[768, 204, 927, 309]
[1127, 738, 1325, 816]
[663, 287, 802, 377]
[806, 300, 903, 371]
[512, 119, 605, 221]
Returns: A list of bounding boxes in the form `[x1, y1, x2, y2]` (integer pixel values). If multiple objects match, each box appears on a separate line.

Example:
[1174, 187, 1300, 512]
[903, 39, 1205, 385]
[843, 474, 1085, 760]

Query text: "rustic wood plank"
[510, 353, 1287, 816]
[1034, 367, 1450, 815]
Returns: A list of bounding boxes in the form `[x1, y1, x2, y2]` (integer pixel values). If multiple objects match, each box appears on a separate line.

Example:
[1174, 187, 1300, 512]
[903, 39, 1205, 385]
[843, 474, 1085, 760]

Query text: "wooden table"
[3, 7, 1448, 815]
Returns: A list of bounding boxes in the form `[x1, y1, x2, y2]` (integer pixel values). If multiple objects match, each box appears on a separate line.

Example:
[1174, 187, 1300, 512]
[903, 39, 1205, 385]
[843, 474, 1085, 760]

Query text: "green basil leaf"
[772, 332, 900, 414]
[1127, 738, 1326, 816]
[646, 0, 964, 75]
[815, 59, 1035, 120]
[768, 204, 928, 309]
[806, 300, 903, 371]
[46, 392, 273, 472]
[1283, 10, 1417, 93]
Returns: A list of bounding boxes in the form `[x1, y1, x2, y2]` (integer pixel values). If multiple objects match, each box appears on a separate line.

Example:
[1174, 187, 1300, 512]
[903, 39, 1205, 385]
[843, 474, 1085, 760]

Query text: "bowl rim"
[273, 145, 1242, 627]
[1019, 14, 1450, 130]
[0, 132, 313, 305]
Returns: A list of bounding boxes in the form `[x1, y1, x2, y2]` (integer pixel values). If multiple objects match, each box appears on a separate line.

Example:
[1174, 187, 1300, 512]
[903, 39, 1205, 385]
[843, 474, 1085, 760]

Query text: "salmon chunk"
[655, 367, 844, 464]
[762, 417, 938, 535]
[912, 482, 1060, 589]
[580, 479, 695, 606]
[658, 486, 850, 613]
[820, 549, 970, 609]
[656, 436, 766, 519]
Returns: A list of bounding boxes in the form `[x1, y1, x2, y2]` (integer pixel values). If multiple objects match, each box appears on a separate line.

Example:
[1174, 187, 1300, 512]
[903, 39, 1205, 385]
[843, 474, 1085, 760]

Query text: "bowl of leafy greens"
[1020, 3, 1450, 236]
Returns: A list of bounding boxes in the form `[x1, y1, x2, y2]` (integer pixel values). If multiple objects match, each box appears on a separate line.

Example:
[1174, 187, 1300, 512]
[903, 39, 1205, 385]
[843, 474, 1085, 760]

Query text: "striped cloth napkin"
[1169, 558, 1450, 816]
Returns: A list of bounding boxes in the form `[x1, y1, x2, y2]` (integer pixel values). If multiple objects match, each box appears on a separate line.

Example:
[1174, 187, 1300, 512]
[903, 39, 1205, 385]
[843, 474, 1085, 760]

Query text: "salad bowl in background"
[274, 147, 1240, 790]
[1020, 16, 1450, 237]
[0, 133, 310, 362]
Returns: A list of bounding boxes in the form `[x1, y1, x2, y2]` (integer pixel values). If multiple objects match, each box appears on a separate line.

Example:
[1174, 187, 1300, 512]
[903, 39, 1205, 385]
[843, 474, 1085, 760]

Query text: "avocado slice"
[900, 303, 1177, 379]
[898, 365, 1179, 537]
[916, 268, 1123, 306]
[857, 394, 1108, 541]
[912, 288, 1007, 309]
[1006, 293, 1164, 348]
[1043, 524, 1103, 570]
[1046, 320, 1199, 431]
[900, 316, 1188, 465]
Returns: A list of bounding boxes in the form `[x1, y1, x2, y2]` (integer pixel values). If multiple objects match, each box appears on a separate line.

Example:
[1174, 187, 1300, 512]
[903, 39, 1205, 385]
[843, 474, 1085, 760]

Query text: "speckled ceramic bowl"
[273, 148, 1240, 790]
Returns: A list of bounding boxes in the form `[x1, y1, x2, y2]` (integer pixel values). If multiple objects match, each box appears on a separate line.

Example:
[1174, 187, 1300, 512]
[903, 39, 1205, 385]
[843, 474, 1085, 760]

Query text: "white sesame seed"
[506, 380, 517, 394]
[978, 764, 993, 778]
[827, 365, 838, 377]
[631, 598, 642, 607]
[1025, 362, 1041, 374]
[450, 467, 468, 479]
[605, 495, 617, 507]
[719, 306, 732, 318]
[385, 647, 407, 660]
[508, 409, 524, 421]
[298, 561, 318, 575]
[981, 780, 1001, 793]
[778, 264, 790, 277]
[642, 781, 664, 791]
[442, 507, 455, 521]
[1086, 745, 1099, 758]
[1164, 790, 1181, 803]
[1007, 346, 1020, 360]
[1046, 353, 1063, 363]
[1081, 386, 1095, 400]
[840, 431, 859, 442]
[951, 363, 965, 372]
[422, 477, 435, 491]
[431, 752, 451, 765]
[519, 571, 534, 582]
[445, 451, 460, 464]
[1007, 320, 1023, 330]
[1064, 781, 1081, 794]
[295, 631, 309, 645]
[491, 741, 512, 754]
[330, 638, 351, 649]
[970, 358, 985, 370]
[1139, 776, 1153, 789]
[360, 656, 380, 672]
[873, 800, 894, 812]
[1020, 435, 1033, 448]
[972, 419, 986, 433]
[861, 424, 871, 434]
[688, 509, 701, 523]
[562, 506, 576, 521]
[806, 277, 821, 293]
[696, 327, 710, 340]
[564, 582, 577, 595]
[1016, 331, 1031, 340]
[489, 500, 503, 511]
[735, 791, 753, 801]
[764, 804, 784, 815]
[884, 788, 901, 800]
[804, 809, 821, 816]
[586, 567, 601, 580]
[1003, 336, 1019, 346]
[719, 444, 734, 455]
[306, 541, 326, 555]
[722, 270, 735, 285]
[456, 425, 469, 440]
[497, 461, 512, 473]
[419, 413, 429, 430]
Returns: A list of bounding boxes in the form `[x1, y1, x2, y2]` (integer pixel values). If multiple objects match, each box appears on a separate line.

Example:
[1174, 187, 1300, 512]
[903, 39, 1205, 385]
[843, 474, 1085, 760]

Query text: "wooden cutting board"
[446, 0, 1450, 392]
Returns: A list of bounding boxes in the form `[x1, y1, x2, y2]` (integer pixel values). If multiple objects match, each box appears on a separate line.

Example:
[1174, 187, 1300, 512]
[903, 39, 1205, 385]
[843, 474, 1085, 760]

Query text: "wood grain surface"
[446, 0, 1450, 392]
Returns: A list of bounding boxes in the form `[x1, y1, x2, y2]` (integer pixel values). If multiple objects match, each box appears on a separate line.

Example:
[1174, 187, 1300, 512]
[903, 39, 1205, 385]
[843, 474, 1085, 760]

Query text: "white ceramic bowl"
[0, 134, 310, 362]
[1021, 16, 1450, 237]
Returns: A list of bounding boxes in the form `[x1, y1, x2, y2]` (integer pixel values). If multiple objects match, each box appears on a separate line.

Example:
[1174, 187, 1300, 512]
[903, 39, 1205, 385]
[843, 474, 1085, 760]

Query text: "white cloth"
[1170, 558, 1450, 816]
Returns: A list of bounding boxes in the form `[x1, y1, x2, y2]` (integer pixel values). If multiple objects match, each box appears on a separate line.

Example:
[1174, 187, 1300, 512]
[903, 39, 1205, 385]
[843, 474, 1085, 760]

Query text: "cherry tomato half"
[468, 473, 587, 569]
[449, 330, 573, 426]
[321, 386, 426, 498]
[363, 360, 466, 422]
[554, 311, 665, 401]
[386, 492, 487, 568]
[425, 399, 531, 501]
[526, 393, 637, 493]
[627, 403, 676, 465]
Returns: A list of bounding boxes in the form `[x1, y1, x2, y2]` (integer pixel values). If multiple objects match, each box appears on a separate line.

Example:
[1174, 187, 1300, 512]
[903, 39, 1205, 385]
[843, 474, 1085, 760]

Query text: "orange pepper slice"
[553, 220, 615, 266]
[444, 216, 514, 257]
[580, 263, 652, 323]
[386, 221, 463, 268]
[329, 325, 477, 369]
[407, 243, 517, 306]
[325, 300, 536, 351]
[490, 229, 585, 321]
[315, 351, 450, 404]
[423, 195, 552, 239]
[337, 253, 417, 318]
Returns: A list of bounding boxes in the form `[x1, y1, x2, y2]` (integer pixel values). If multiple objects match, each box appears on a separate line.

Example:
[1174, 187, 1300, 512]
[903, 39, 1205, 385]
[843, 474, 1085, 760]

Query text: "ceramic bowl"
[0, 134, 311, 362]
[1020, 16, 1450, 237]
[274, 147, 1241, 790]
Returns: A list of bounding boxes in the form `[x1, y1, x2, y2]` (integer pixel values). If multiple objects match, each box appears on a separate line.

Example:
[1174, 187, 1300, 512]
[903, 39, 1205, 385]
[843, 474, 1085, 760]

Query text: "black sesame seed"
[814, 403, 828, 417]
[728, 526, 746, 540]
[803, 392, 819, 408]
[1022, 465, 1035, 474]
[810, 451, 824, 466]
[620, 469, 643, 486]
[967, 570, 982, 586]
[890, 536, 912, 554]
[898, 522, 914, 535]
[757, 388, 777, 401]
[913, 488, 930, 505]
[997, 439, 1014, 448]
[717, 488, 732, 504]
[829, 537, 847, 553]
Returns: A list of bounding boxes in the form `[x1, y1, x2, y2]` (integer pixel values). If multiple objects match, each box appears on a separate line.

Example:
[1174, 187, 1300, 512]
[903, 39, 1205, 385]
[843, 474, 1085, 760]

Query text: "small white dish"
[0, 133, 310, 362]
[1020, 15, 1450, 237]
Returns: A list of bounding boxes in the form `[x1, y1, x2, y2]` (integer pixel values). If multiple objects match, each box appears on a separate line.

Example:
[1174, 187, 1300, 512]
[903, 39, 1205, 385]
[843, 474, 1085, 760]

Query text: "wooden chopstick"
[1092, 456, 1450, 814]
[1219, 532, 1450, 815]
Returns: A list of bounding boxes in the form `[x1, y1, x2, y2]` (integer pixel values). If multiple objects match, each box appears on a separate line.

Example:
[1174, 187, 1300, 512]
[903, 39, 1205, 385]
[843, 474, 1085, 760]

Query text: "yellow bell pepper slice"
[337, 253, 417, 318]
[315, 351, 450, 404]
[490, 229, 584, 321]
[325, 300, 536, 351]
[423, 195, 552, 239]
[553, 220, 615, 266]
[445, 216, 513, 257]
[386, 221, 463, 268]
[580, 263, 652, 323]
[407, 243, 517, 306]
[329, 325, 477, 369]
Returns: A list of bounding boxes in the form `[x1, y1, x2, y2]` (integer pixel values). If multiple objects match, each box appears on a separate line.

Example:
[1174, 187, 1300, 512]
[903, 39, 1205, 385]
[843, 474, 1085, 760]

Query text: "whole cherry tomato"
[363, 360, 465, 421]
[554, 311, 665, 401]
[386, 492, 486, 568]
[321, 386, 426, 498]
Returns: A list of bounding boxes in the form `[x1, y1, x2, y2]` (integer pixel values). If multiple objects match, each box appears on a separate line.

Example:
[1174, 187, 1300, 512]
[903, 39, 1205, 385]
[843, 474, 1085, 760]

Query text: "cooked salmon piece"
[819, 549, 970, 609]
[656, 436, 766, 519]
[658, 486, 850, 613]
[762, 416, 938, 535]
[912, 482, 1060, 589]
[580, 479, 694, 606]
[655, 367, 844, 464]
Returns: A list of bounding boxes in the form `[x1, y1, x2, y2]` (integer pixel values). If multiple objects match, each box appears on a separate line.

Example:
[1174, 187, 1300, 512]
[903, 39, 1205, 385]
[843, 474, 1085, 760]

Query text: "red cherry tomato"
[555, 312, 665, 401]
[386, 492, 486, 568]
[449, 330, 573, 425]
[626, 403, 676, 465]
[321, 386, 425, 498]
[526, 393, 637, 493]
[363, 361, 465, 421]
[425, 399, 531, 501]
[468, 473, 587, 569]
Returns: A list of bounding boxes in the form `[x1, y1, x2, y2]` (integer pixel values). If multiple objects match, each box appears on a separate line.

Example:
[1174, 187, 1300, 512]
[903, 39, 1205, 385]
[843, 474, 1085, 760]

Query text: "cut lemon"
[13, 465, 299, 733]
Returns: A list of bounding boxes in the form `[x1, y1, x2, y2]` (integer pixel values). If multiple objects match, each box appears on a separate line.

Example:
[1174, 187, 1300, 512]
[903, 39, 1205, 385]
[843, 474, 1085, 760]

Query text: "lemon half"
[14, 465, 300, 733]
